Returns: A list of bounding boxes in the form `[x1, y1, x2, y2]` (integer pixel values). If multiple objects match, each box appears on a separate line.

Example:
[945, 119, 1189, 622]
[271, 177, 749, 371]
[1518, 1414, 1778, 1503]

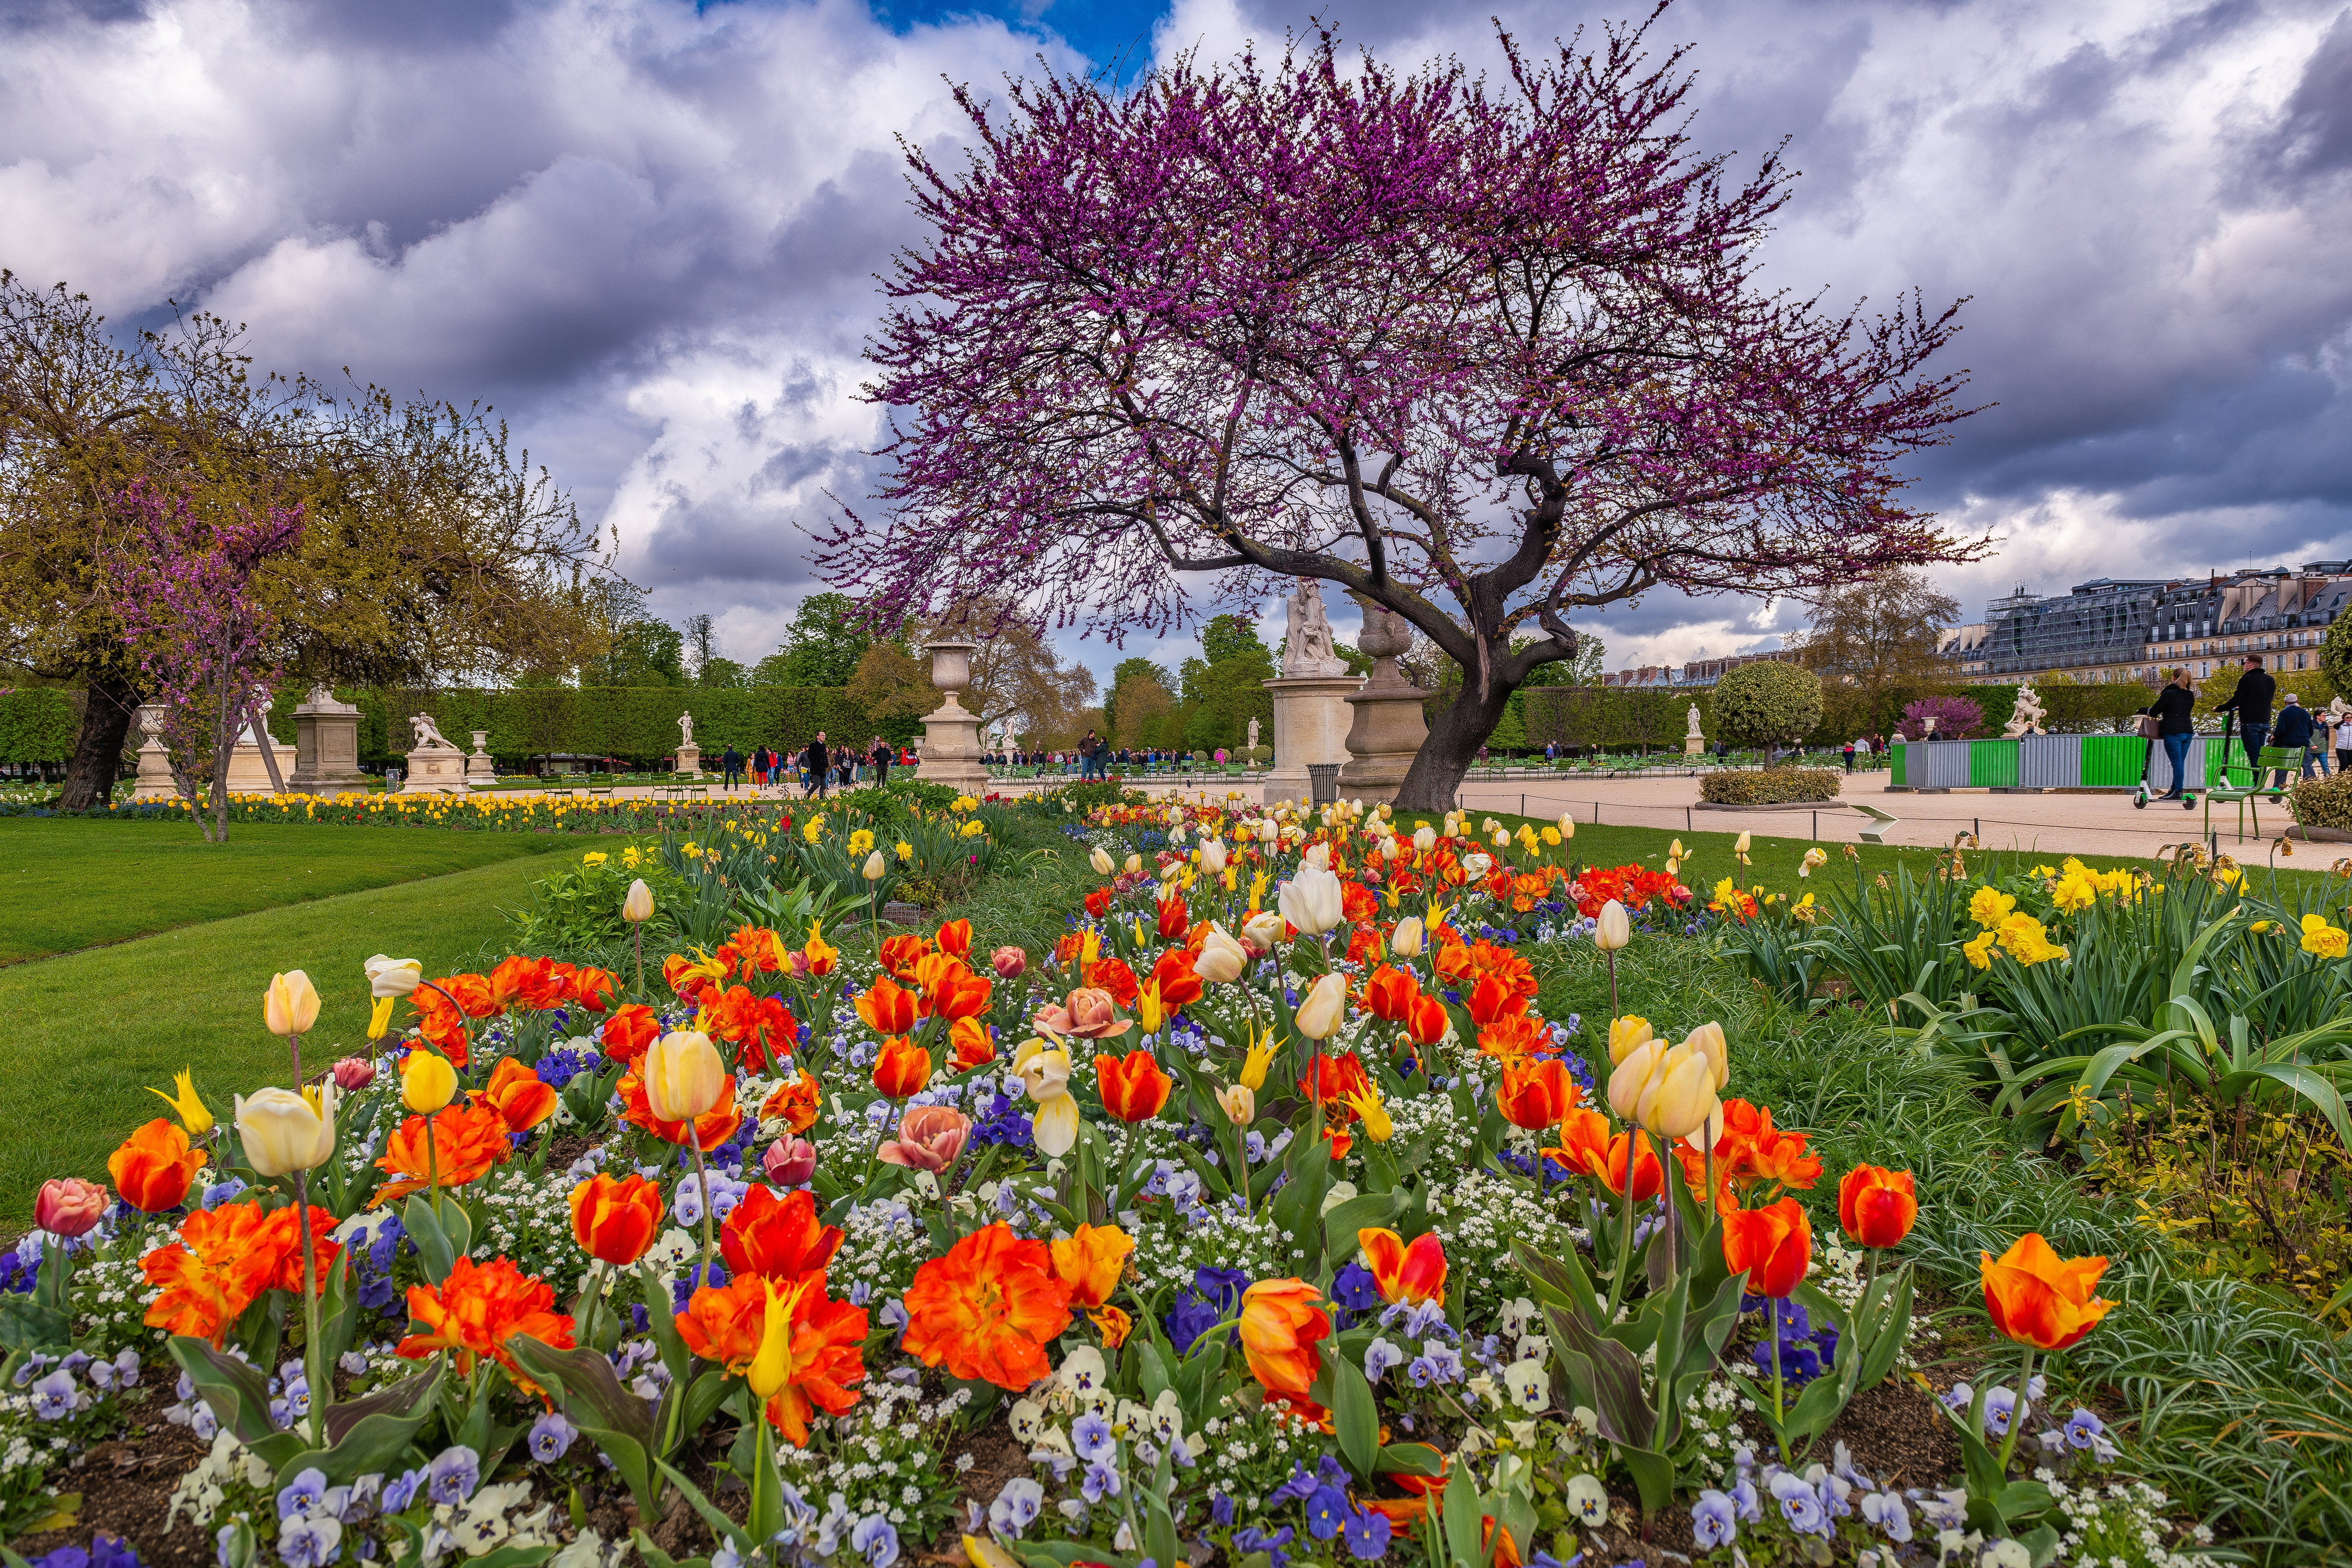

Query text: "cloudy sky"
[6, 0, 2349, 684]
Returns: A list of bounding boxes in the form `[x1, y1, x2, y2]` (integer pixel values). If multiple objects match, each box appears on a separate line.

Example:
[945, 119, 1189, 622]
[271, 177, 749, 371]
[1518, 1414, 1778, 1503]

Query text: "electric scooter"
[2132, 716, 2201, 810]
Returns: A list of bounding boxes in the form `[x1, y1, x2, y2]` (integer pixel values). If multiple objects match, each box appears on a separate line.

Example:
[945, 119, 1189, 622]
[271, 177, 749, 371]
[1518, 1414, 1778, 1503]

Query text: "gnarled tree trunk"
[1393, 668, 1515, 812]
[57, 669, 139, 809]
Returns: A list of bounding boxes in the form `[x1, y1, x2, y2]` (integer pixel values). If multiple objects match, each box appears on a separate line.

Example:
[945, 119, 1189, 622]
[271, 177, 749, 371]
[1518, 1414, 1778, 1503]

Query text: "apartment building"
[1596, 649, 1798, 688]
[1941, 565, 2352, 685]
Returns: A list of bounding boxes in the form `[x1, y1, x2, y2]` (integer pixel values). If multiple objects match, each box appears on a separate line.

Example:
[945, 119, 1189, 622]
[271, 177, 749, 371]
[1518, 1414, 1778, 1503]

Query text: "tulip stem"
[690, 1140, 717, 1281]
[577, 1259, 609, 1348]
[1768, 1300, 1788, 1463]
[1996, 1345, 2037, 1478]
[424, 1118, 443, 1224]
[1604, 950, 1618, 1021]
[633, 925, 645, 999]
[1604, 1132, 1642, 1321]
[292, 1168, 328, 1446]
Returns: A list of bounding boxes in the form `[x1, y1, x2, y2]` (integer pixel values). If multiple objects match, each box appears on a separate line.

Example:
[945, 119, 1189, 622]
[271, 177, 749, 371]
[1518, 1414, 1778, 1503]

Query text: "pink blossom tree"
[822, 19, 1989, 807]
[103, 481, 304, 841]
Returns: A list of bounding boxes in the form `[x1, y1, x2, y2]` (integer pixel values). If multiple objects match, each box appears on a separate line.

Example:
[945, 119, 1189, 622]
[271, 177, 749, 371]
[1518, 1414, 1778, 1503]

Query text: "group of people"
[713, 734, 911, 796]
[2141, 654, 2348, 800]
[984, 734, 1222, 777]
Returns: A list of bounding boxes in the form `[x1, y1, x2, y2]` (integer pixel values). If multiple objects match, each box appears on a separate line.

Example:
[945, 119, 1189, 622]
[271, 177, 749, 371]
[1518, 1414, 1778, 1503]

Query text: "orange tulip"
[1403, 994, 1450, 1047]
[936, 919, 972, 959]
[722, 1184, 846, 1281]
[1357, 1228, 1447, 1306]
[1543, 1110, 1662, 1201]
[571, 1173, 665, 1268]
[1096, 1049, 1172, 1123]
[1150, 947, 1204, 1010]
[901, 1223, 1075, 1390]
[396, 1256, 575, 1393]
[758, 1072, 822, 1133]
[108, 1118, 207, 1213]
[481, 1057, 560, 1136]
[1362, 965, 1421, 1023]
[1497, 1059, 1580, 1131]
[925, 962, 994, 1023]
[1049, 1222, 1134, 1308]
[871, 1037, 932, 1099]
[1838, 1165, 1918, 1249]
[1465, 974, 1525, 1027]
[949, 1015, 997, 1070]
[1980, 1234, 2113, 1350]
[877, 932, 932, 979]
[600, 1002, 662, 1064]
[675, 1273, 867, 1446]
[856, 975, 922, 1036]
[1238, 1278, 1331, 1410]
[1721, 1196, 1812, 1298]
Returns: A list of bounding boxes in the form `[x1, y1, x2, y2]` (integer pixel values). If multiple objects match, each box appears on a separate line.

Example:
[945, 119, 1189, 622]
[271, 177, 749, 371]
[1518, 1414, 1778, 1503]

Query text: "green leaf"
[1321, 1190, 1404, 1262]
[401, 1195, 465, 1285]
[1375, 1442, 1447, 1477]
[1326, 1344, 1380, 1483]
[270, 1364, 445, 1487]
[1615, 1444, 1676, 1517]
[1441, 1463, 1483, 1568]
[509, 1337, 662, 1517]
[1541, 1303, 1653, 1450]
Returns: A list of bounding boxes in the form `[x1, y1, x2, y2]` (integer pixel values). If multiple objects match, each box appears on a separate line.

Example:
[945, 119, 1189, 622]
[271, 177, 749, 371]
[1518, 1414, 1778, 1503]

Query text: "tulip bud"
[34, 1178, 107, 1239]
[1090, 847, 1115, 876]
[1390, 916, 1425, 958]
[1413, 825, 1436, 854]
[1684, 1020, 1730, 1090]
[1556, 812, 1575, 840]
[364, 954, 423, 998]
[1258, 819, 1279, 845]
[1649, 1057, 1718, 1142]
[764, 1136, 818, 1187]
[1123, 853, 1142, 875]
[1241, 910, 1285, 950]
[1294, 972, 1346, 1040]
[644, 1030, 728, 1123]
[1493, 828, 1510, 848]
[1216, 1083, 1256, 1126]
[1303, 842, 1331, 871]
[622, 879, 656, 924]
[1278, 864, 1345, 935]
[1169, 823, 1187, 844]
[991, 945, 1028, 980]
[1606, 1037, 1663, 1123]
[1463, 854, 1491, 879]
[1594, 900, 1631, 951]
[331, 1056, 377, 1092]
[263, 971, 321, 1037]
[402, 1050, 458, 1114]
[1194, 924, 1248, 985]
[1607, 1015, 1654, 1065]
[862, 851, 886, 881]
[235, 1083, 338, 1177]
[1200, 838, 1228, 873]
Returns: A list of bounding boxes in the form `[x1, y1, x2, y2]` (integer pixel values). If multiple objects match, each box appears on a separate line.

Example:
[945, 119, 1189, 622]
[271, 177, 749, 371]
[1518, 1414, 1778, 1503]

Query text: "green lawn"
[0, 819, 571, 963]
[0, 852, 562, 1221]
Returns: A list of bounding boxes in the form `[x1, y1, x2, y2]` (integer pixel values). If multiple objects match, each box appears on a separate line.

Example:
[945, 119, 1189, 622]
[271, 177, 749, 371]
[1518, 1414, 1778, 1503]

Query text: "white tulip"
[1278, 863, 1345, 935]
[1594, 900, 1631, 951]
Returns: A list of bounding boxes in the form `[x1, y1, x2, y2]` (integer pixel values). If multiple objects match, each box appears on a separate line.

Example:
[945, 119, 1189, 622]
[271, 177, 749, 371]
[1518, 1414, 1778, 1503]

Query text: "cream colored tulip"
[236, 1083, 337, 1177]
[1279, 864, 1345, 935]
[1169, 823, 1187, 844]
[1194, 924, 1248, 984]
[1608, 1038, 1718, 1141]
[862, 851, 886, 881]
[1556, 811, 1576, 840]
[263, 971, 321, 1037]
[1011, 1038, 1079, 1156]
[1413, 825, 1437, 854]
[1123, 853, 1143, 875]
[1241, 910, 1286, 948]
[1090, 846, 1116, 876]
[1258, 819, 1280, 845]
[1493, 828, 1511, 849]
[1302, 841, 1332, 871]
[364, 954, 423, 999]
[1216, 1083, 1256, 1126]
[622, 879, 656, 924]
[1294, 972, 1346, 1040]
[1685, 1020, 1730, 1090]
[1463, 853, 1492, 880]
[1607, 1014, 1654, 1065]
[1390, 916, 1425, 958]
[1199, 838, 1228, 873]
[1594, 900, 1631, 951]
[643, 1030, 727, 1123]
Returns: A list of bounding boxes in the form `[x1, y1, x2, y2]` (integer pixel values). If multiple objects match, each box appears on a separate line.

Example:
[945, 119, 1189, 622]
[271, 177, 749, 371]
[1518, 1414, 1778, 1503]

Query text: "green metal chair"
[2204, 742, 2307, 842]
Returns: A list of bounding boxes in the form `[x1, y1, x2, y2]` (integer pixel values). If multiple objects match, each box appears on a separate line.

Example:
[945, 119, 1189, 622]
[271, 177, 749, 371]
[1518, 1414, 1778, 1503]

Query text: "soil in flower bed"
[12, 1384, 210, 1568]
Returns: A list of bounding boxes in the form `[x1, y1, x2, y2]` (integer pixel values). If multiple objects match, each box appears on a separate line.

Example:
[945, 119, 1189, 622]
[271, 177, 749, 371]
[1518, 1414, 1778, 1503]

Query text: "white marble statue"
[1685, 703, 1704, 740]
[2002, 679, 2048, 739]
[409, 713, 458, 751]
[678, 711, 695, 747]
[1281, 579, 1349, 678]
[1247, 717, 1261, 751]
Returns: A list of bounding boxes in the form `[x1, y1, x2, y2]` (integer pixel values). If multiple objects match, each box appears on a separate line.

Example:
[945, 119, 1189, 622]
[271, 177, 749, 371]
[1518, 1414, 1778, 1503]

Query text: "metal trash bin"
[1307, 763, 1341, 805]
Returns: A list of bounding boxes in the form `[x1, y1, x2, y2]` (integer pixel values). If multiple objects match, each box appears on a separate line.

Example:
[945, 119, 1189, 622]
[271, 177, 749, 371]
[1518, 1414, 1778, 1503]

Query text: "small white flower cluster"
[1127, 1196, 1286, 1297]
[777, 1375, 974, 1540]
[1423, 1170, 1571, 1319]
[829, 1198, 939, 1302]
[2045, 1475, 2222, 1568]
[472, 1160, 590, 1278]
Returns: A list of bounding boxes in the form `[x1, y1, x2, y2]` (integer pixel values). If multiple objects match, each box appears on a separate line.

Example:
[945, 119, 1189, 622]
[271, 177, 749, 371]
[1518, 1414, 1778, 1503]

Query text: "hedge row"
[0, 690, 79, 764]
[1697, 767, 1843, 805]
[1523, 678, 2163, 753]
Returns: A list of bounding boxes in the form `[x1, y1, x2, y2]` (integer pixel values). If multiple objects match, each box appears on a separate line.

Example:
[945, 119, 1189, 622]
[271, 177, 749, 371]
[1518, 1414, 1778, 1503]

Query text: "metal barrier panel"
[1890, 742, 1907, 787]
[2080, 735, 2143, 787]
[2018, 735, 2081, 788]
[1911, 740, 1971, 787]
[1968, 739, 2018, 787]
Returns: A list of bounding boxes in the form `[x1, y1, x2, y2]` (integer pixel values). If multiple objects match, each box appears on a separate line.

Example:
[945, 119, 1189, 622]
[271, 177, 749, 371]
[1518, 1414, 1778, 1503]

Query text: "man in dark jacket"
[803, 732, 830, 798]
[2275, 693, 2316, 787]
[2143, 669, 2199, 799]
[870, 736, 892, 786]
[721, 743, 743, 792]
[2216, 656, 2275, 784]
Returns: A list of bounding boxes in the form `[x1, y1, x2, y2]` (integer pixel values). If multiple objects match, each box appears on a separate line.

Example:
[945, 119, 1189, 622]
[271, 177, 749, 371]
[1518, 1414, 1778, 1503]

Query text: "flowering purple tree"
[822, 20, 1988, 807]
[1898, 695, 1984, 741]
[103, 481, 304, 841]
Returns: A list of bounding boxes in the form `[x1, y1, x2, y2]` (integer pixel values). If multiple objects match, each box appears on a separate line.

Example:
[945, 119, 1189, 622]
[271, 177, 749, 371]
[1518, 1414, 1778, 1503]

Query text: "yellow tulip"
[1608, 1038, 1718, 1140]
[644, 1031, 727, 1123]
[263, 971, 321, 1037]
[146, 1068, 214, 1136]
[235, 1084, 337, 1177]
[1684, 1020, 1730, 1089]
[1137, 981, 1165, 1034]
[402, 1050, 458, 1114]
[862, 852, 887, 881]
[747, 1276, 797, 1399]
[1238, 1028, 1278, 1093]
[622, 879, 656, 923]
[1216, 1083, 1256, 1126]
[1607, 1015, 1654, 1065]
[367, 996, 399, 1041]
[1123, 854, 1143, 875]
[1294, 973, 1346, 1040]
[1340, 1085, 1393, 1143]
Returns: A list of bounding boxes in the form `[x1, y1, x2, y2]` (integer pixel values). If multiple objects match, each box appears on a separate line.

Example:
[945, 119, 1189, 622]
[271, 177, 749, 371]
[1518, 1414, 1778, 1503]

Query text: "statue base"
[919, 695, 989, 790]
[224, 739, 298, 795]
[291, 694, 370, 796]
[674, 744, 701, 778]
[132, 743, 177, 802]
[1337, 678, 1431, 805]
[402, 747, 470, 793]
[1685, 735, 1705, 756]
[466, 750, 496, 781]
[1261, 674, 1362, 806]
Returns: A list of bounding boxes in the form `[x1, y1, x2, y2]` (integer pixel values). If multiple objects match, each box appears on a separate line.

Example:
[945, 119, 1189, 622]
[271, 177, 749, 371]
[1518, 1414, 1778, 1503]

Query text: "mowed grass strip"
[0, 818, 571, 963]
[0, 852, 558, 1222]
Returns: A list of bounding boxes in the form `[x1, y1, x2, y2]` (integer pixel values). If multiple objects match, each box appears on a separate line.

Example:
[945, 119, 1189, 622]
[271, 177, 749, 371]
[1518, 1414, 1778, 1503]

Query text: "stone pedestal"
[919, 639, 989, 790]
[1261, 674, 1361, 806]
[674, 744, 701, 778]
[291, 687, 370, 796]
[1335, 594, 1428, 804]
[467, 731, 496, 782]
[402, 747, 469, 793]
[225, 737, 297, 794]
[130, 704, 177, 801]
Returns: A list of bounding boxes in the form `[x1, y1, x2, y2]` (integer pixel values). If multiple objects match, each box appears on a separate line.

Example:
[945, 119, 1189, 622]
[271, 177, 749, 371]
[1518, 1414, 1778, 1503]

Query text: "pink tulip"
[35, 1178, 108, 1239]
[763, 1136, 818, 1187]
[331, 1057, 377, 1091]
[1032, 986, 1131, 1040]
[991, 945, 1028, 980]
[876, 1106, 973, 1172]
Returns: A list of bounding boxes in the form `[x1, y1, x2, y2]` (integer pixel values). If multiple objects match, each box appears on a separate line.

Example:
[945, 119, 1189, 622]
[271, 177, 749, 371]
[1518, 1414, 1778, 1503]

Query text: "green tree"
[590, 618, 685, 685]
[1713, 660, 1824, 757]
[1177, 613, 1275, 752]
[1107, 659, 1177, 746]
[765, 592, 876, 687]
[698, 656, 747, 690]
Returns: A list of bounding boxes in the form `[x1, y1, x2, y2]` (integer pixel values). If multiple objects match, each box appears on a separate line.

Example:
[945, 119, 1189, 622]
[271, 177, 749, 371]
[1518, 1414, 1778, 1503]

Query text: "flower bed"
[1, 802, 2216, 1568]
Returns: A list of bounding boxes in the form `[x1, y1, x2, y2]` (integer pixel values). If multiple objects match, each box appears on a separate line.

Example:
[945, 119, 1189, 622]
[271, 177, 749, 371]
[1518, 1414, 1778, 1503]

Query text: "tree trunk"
[1393, 663, 1517, 812]
[57, 670, 140, 810]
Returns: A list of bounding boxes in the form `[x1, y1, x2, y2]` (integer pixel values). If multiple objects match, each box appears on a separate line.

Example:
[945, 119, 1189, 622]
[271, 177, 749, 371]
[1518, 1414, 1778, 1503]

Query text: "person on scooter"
[2144, 668, 2198, 800]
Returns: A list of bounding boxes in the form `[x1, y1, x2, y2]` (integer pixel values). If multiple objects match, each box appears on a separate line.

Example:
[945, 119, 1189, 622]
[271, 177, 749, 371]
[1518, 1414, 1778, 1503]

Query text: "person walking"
[2276, 691, 2316, 786]
[803, 731, 830, 799]
[1841, 739, 1855, 773]
[2143, 668, 2198, 800]
[721, 742, 743, 793]
[870, 735, 893, 787]
[2336, 709, 2352, 776]
[2216, 654, 2276, 785]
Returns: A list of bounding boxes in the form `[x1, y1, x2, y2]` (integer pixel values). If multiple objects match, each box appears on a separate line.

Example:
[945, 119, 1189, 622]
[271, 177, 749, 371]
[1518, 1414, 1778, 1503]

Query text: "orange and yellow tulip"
[1980, 1234, 2113, 1350]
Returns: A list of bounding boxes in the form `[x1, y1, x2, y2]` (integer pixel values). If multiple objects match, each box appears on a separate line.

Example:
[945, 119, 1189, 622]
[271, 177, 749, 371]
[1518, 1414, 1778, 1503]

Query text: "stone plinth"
[1334, 593, 1426, 804]
[675, 744, 701, 779]
[225, 737, 297, 794]
[402, 747, 469, 793]
[130, 704, 176, 801]
[919, 639, 989, 790]
[1261, 674, 1362, 806]
[467, 731, 496, 782]
[291, 688, 369, 796]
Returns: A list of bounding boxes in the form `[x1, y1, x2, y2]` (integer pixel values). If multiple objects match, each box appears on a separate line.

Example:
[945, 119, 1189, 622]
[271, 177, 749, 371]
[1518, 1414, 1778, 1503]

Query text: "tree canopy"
[824, 19, 1983, 805]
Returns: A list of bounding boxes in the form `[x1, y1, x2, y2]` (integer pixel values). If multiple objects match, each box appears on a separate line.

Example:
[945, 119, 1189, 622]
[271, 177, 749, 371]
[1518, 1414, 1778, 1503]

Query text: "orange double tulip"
[901, 1223, 1075, 1390]
[571, 1173, 666, 1268]
[1981, 1234, 2113, 1351]
[1497, 1059, 1580, 1131]
[109, 1119, 208, 1213]
[1238, 1277, 1331, 1417]
[1096, 1049, 1173, 1123]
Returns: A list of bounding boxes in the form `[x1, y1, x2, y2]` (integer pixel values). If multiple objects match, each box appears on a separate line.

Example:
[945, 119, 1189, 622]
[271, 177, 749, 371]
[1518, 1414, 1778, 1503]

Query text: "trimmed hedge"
[2292, 773, 2352, 834]
[0, 689, 79, 764]
[1698, 767, 1842, 805]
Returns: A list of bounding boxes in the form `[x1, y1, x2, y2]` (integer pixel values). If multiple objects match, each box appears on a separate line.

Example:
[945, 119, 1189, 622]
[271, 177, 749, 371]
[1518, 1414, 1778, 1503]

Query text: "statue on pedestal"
[678, 711, 695, 748]
[2002, 679, 2048, 739]
[1247, 717, 1260, 752]
[1282, 580, 1349, 678]
[1684, 702, 1706, 756]
[410, 713, 458, 751]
